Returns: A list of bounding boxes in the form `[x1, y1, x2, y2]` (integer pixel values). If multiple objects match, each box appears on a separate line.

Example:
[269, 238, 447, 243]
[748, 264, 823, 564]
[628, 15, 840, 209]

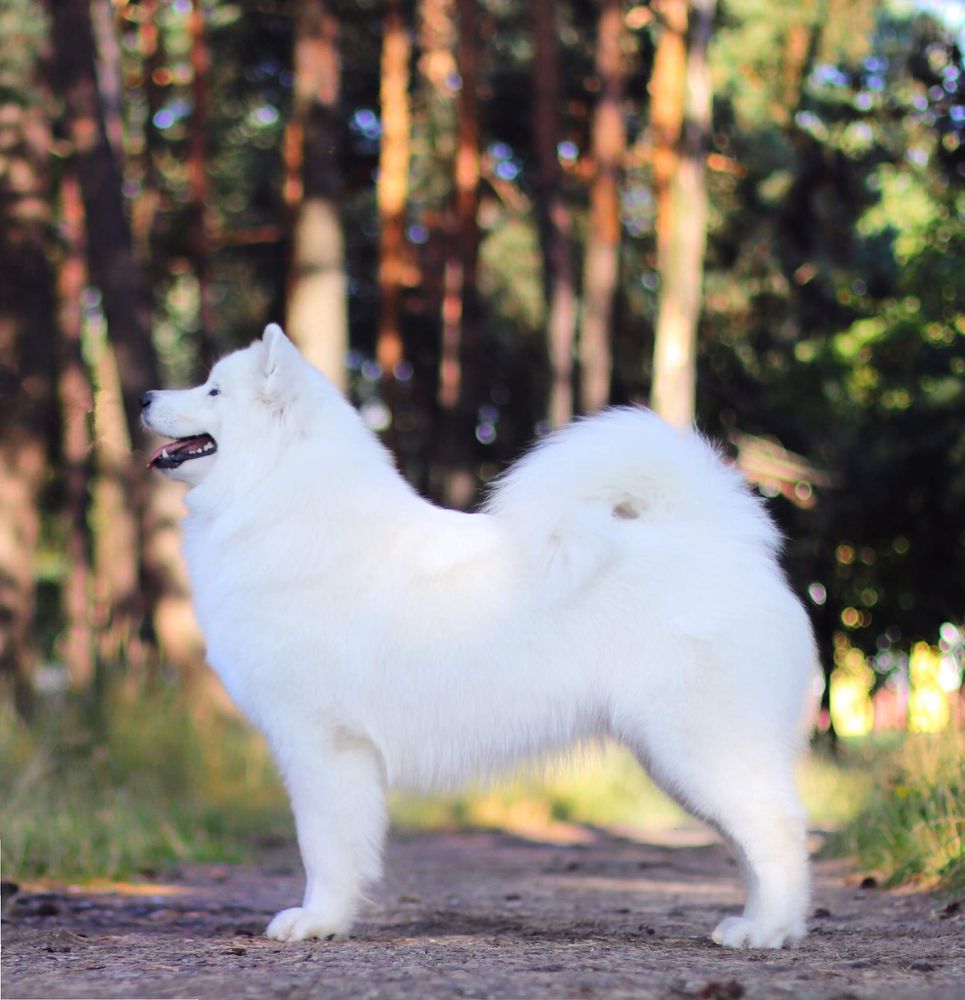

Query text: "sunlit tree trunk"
[415, 0, 457, 494]
[56, 170, 95, 691]
[87, 325, 144, 668]
[90, 0, 124, 157]
[437, 0, 481, 508]
[51, 0, 158, 439]
[0, 88, 57, 714]
[650, 0, 716, 429]
[143, 476, 207, 685]
[438, 0, 480, 418]
[580, 0, 626, 414]
[285, 0, 348, 389]
[377, 0, 411, 445]
[649, 0, 688, 273]
[189, 0, 216, 367]
[532, 0, 576, 429]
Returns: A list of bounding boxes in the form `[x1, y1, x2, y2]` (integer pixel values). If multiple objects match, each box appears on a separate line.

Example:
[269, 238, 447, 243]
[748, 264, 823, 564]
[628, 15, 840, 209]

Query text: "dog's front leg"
[266, 730, 388, 942]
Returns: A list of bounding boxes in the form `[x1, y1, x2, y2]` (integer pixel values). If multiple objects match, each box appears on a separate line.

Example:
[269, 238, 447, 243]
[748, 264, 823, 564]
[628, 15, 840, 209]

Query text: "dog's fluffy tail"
[484, 408, 779, 595]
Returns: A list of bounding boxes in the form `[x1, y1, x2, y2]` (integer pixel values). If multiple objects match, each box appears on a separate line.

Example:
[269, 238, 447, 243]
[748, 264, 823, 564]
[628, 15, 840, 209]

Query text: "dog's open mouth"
[147, 434, 217, 470]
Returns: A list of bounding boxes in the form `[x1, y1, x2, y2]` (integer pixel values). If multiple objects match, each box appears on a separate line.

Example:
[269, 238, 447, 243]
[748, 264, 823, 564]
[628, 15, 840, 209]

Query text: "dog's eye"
[208, 387, 221, 397]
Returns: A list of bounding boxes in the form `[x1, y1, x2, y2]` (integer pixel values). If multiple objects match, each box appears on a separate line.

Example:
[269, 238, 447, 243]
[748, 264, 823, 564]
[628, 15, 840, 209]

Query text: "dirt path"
[3, 829, 962, 999]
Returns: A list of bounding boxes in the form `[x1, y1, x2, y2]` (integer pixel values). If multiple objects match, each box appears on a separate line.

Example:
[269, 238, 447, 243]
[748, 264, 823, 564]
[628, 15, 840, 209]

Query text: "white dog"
[142, 324, 815, 948]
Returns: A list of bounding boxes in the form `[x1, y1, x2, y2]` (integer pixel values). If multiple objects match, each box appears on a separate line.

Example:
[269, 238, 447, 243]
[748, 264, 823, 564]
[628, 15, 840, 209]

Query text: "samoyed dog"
[142, 324, 815, 949]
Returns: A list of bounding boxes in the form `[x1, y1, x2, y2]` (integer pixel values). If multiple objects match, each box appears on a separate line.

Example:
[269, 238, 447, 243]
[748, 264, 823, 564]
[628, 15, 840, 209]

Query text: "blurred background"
[0, 0, 962, 889]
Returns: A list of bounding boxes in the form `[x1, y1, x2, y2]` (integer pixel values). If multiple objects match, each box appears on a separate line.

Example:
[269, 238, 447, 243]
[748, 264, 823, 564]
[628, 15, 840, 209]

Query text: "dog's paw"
[711, 915, 806, 949]
[265, 906, 349, 943]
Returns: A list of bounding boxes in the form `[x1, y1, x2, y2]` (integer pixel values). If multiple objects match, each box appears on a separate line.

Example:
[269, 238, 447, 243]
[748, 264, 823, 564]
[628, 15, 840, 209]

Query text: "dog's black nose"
[140, 392, 154, 409]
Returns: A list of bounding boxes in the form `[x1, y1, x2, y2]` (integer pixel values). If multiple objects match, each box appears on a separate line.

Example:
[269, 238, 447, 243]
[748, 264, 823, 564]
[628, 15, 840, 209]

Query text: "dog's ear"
[259, 324, 308, 415]
[262, 323, 302, 379]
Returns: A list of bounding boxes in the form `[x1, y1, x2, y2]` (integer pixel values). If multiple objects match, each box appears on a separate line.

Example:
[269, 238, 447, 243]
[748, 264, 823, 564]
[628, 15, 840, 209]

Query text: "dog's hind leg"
[614, 711, 809, 948]
[265, 729, 388, 942]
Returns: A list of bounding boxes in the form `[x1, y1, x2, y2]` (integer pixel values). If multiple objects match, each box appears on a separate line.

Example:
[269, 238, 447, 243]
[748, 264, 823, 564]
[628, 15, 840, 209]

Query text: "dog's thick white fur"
[142, 324, 815, 949]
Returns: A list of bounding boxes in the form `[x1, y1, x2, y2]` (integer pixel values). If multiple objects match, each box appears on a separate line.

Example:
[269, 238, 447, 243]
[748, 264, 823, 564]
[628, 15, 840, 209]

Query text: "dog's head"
[142, 324, 320, 487]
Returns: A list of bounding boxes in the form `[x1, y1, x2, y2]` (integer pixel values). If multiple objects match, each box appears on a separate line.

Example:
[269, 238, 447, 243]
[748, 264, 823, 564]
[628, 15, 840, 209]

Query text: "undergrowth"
[0, 682, 291, 882]
[833, 727, 964, 891]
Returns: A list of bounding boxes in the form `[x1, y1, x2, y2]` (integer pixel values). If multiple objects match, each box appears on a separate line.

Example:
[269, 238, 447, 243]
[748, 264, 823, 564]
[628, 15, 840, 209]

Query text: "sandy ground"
[2, 828, 962, 1000]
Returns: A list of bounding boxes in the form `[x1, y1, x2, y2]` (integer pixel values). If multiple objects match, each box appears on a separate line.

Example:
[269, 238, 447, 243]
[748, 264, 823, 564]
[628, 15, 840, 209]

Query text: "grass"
[0, 682, 291, 882]
[2, 682, 960, 893]
[831, 727, 965, 891]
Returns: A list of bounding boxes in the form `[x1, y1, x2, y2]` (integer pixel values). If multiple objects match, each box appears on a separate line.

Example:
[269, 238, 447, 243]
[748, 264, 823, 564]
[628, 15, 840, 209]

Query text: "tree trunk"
[55, 169, 96, 691]
[580, 0, 626, 414]
[415, 0, 457, 495]
[285, 0, 348, 389]
[650, 0, 716, 429]
[649, 0, 688, 273]
[418, 0, 457, 410]
[532, 0, 576, 429]
[377, 0, 412, 447]
[87, 324, 145, 668]
[438, 0, 481, 508]
[90, 0, 125, 158]
[50, 0, 159, 437]
[0, 89, 57, 714]
[189, 0, 216, 368]
[132, 0, 162, 253]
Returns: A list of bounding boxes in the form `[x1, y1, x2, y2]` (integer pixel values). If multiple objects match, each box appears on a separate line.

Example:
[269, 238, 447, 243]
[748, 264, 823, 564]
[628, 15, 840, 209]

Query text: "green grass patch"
[831, 727, 965, 890]
[0, 683, 291, 882]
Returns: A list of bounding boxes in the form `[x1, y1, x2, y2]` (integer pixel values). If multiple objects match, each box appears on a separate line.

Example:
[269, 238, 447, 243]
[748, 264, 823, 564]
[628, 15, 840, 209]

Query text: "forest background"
[0, 0, 962, 883]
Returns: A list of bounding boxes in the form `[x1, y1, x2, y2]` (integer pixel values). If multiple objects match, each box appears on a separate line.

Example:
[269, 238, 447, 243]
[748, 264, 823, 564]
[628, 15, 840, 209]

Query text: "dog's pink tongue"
[147, 436, 207, 468]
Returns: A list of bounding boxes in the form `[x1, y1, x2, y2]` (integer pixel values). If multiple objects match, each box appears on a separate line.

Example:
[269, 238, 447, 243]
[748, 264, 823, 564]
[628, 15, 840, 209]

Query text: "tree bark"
[0, 88, 57, 713]
[649, 0, 688, 273]
[377, 0, 411, 377]
[285, 0, 348, 389]
[132, 0, 162, 253]
[650, 0, 716, 429]
[377, 0, 412, 447]
[414, 0, 457, 495]
[87, 324, 144, 668]
[580, 0, 626, 414]
[438, 0, 481, 508]
[189, 0, 216, 367]
[419, 0, 458, 414]
[55, 169, 96, 691]
[532, 0, 577, 429]
[50, 0, 159, 437]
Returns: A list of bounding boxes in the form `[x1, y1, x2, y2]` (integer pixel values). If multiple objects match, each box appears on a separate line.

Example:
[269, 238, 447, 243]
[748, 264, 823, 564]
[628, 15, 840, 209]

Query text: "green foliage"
[0, 684, 291, 881]
[694, 1, 965, 668]
[479, 212, 545, 338]
[833, 729, 965, 889]
[0, 0, 46, 106]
